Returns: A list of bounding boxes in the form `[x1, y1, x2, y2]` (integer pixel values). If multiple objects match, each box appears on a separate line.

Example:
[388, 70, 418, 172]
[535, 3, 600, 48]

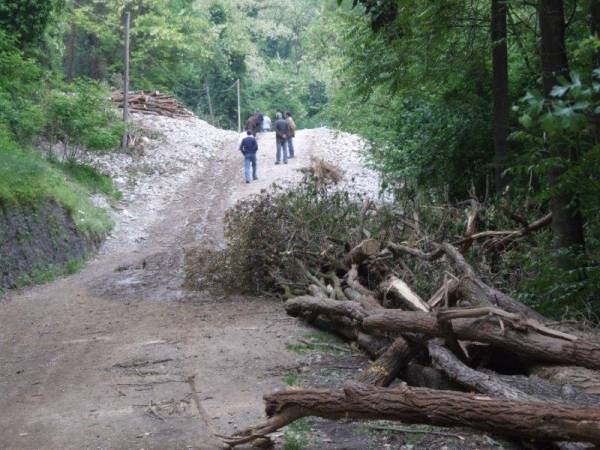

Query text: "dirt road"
[0, 123, 377, 449]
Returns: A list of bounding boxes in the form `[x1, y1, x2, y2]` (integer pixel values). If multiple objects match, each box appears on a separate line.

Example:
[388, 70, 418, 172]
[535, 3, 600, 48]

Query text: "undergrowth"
[187, 161, 600, 322]
[0, 139, 113, 236]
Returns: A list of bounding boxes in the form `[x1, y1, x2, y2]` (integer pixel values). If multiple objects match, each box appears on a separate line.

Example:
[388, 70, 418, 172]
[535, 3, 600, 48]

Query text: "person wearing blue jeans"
[274, 112, 289, 164]
[285, 111, 296, 158]
[239, 130, 258, 183]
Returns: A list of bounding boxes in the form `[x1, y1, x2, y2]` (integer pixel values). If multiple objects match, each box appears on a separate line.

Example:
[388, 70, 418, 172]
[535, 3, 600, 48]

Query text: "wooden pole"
[122, 11, 130, 149]
[205, 79, 214, 122]
[237, 78, 241, 133]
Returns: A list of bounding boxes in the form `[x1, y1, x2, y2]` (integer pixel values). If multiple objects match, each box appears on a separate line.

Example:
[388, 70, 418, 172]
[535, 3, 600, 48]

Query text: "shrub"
[43, 79, 125, 162]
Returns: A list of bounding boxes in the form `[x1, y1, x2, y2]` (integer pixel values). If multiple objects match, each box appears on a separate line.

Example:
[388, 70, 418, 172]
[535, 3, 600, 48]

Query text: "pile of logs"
[111, 90, 194, 118]
[223, 234, 600, 448]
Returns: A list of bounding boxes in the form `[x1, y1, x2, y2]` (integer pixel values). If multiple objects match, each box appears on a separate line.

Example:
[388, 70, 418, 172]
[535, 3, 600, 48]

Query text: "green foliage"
[505, 234, 600, 320]
[54, 161, 122, 200]
[283, 419, 310, 450]
[0, 0, 62, 47]
[0, 140, 112, 236]
[514, 71, 600, 211]
[13, 258, 85, 290]
[43, 79, 124, 161]
[0, 30, 45, 143]
[218, 168, 405, 295]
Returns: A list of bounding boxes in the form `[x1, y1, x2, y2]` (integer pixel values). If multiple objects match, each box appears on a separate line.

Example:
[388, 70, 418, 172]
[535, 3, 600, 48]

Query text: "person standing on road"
[245, 114, 259, 136]
[239, 130, 259, 183]
[262, 114, 272, 132]
[255, 109, 264, 132]
[285, 111, 296, 159]
[274, 112, 288, 165]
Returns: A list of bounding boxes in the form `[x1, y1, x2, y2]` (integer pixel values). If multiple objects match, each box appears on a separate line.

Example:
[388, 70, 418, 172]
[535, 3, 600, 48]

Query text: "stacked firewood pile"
[111, 91, 194, 118]
[221, 183, 600, 448]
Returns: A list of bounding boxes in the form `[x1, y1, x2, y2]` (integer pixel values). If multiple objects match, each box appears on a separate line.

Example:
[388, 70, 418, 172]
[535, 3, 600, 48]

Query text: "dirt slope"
[0, 118, 378, 450]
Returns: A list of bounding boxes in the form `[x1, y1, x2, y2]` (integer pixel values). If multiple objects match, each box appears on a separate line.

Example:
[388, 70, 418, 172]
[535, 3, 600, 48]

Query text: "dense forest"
[2, 0, 600, 311]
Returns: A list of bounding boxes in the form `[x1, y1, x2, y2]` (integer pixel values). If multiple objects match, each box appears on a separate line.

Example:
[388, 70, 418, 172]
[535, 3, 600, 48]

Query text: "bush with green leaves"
[0, 30, 45, 144]
[43, 79, 125, 161]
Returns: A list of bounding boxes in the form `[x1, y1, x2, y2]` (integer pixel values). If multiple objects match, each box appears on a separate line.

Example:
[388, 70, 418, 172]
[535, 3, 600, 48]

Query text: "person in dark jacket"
[245, 115, 259, 136]
[285, 111, 296, 158]
[274, 112, 288, 164]
[239, 130, 258, 183]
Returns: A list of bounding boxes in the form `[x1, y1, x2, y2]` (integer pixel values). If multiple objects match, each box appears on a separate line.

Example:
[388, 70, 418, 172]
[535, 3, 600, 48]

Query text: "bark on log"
[286, 296, 367, 322]
[531, 366, 600, 395]
[430, 343, 597, 450]
[403, 361, 461, 391]
[356, 337, 412, 386]
[310, 316, 390, 359]
[345, 265, 378, 300]
[427, 278, 459, 308]
[428, 342, 538, 401]
[345, 239, 381, 266]
[343, 287, 382, 310]
[485, 372, 600, 408]
[382, 275, 430, 312]
[223, 383, 600, 447]
[362, 310, 600, 370]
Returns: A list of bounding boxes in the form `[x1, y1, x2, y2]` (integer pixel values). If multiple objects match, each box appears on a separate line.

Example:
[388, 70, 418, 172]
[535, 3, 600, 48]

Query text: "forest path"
[0, 129, 331, 449]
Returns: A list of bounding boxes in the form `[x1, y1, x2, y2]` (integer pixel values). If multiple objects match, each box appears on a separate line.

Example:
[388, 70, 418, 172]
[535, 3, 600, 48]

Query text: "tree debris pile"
[216, 159, 600, 448]
[111, 91, 194, 118]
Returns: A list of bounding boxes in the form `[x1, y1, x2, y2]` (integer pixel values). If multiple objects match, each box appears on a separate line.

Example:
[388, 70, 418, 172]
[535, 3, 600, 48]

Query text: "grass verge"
[0, 141, 113, 236]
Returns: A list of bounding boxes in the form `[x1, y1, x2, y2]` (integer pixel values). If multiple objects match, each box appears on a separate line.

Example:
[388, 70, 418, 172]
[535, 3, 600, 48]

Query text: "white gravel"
[82, 115, 380, 255]
[83, 114, 237, 253]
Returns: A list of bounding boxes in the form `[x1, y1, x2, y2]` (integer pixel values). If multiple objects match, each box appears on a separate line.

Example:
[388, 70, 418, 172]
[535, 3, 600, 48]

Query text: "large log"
[362, 310, 600, 370]
[223, 383, 600, 447]
[356, 337, 412, 386]
[531, 366, 600, 395]
[428, 342, 538, 401]
[285, 295, 367, 322]
[344, 239, 381, 266]
[429, 343, 597, 450]
[382, 275, 430, 312]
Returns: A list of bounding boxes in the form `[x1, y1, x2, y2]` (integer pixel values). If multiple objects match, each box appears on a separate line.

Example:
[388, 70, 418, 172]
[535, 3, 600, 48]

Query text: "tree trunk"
[362, 310, 600, 369]
[492, 0, 510, 192]
[356, 337, 412, 386]
[382, 275, 430, 312]
[65, 0, 80, 81]
[592, 1, 600, 142]
[593, 1, 600, 74]
[538, 0, 585, 252]
[344, 239, 381, 266]
[223, 383, 600, 447]
[531, 365, 600, 395]
[428, 341, 538, 401]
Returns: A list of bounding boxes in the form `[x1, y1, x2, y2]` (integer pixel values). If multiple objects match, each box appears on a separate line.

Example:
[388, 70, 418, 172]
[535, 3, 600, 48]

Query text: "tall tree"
[538, 0, 585, 252]
[492, 0, 510, 193]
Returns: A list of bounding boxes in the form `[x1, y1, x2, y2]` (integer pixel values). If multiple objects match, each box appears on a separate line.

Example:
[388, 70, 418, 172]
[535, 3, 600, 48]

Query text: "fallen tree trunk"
[428, 341, 537, 401]
[356, 337, 412, 386]
[488, 372, 600, 408]
[382, 275, 430, 312]
[345, 239, 381, 266]
[362, 309, 600, 370]
[222, 383, 600, 447]
[531, 366, 600, 395]
[286, 296, 600, 369]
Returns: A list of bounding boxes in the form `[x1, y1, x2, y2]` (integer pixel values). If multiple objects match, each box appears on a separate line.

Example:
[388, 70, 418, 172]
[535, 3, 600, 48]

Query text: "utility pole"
[205, 78, 214, 122]
[236, 78, 241, 133]
[122, 11, 131, 149]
